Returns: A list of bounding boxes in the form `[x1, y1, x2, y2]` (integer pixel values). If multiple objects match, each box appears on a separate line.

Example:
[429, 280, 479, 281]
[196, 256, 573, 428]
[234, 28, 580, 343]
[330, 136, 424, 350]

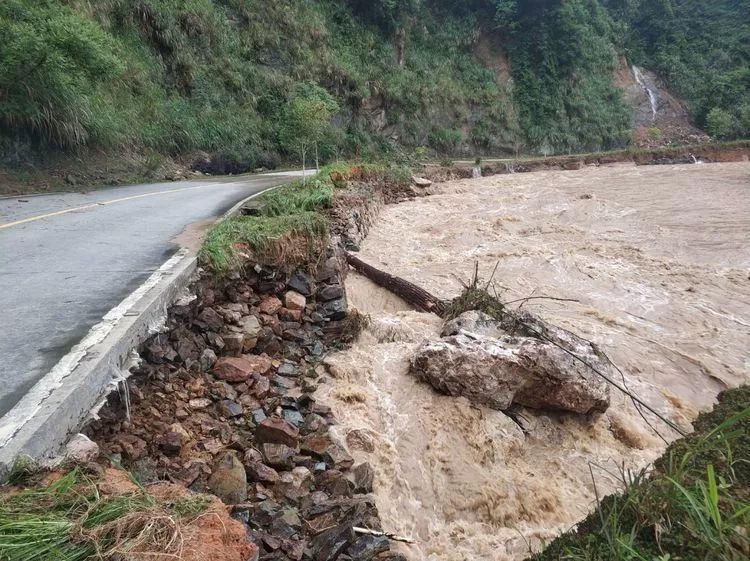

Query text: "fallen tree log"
[345, 252, 447, 317]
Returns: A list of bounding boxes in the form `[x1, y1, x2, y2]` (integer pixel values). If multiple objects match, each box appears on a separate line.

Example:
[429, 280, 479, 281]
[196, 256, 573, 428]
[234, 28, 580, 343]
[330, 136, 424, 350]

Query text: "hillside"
[1, 0, 748, 181]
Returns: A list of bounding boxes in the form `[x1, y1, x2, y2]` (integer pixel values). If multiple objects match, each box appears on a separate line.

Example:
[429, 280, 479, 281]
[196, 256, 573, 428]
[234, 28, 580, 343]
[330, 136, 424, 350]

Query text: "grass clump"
[261, 180, 334, 217]
[444, 284, 508, 323]
[200, 162, 413, 274]
[0, 467, 210, 561]
[200, 167, 337, 274]
[529, 386, 750, 561]
[201, 212, 329, 275]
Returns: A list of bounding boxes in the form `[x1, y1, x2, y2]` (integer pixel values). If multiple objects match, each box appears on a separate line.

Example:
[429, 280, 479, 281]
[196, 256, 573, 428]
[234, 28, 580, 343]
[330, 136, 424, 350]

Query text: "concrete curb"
[0, 184, 285, 478]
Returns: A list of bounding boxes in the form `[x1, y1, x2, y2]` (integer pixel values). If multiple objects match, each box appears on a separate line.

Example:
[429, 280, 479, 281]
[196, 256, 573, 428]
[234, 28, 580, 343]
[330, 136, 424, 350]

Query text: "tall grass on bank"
[530, 387, 750, 561]
[201, 212, 330, 274]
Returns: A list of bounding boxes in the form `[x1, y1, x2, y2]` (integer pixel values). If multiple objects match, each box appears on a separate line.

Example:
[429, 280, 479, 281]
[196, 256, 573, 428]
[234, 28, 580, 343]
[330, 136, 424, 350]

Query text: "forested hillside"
[1, 0, 747, 175]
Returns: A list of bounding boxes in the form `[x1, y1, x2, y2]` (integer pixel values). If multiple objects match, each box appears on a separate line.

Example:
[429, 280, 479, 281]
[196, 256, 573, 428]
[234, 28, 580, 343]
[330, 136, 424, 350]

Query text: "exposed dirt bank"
[317, 161, 750, 560]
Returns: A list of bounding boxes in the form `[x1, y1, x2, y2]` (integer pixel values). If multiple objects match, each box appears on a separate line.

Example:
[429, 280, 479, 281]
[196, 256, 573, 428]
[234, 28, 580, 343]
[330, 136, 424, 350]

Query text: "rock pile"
[410, 311, 611, 415]
[86, 251, 403, 561]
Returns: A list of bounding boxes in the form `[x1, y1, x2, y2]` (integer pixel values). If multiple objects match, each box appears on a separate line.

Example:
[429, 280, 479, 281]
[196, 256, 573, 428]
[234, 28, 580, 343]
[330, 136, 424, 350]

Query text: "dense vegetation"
[604, 0, 750, 140]
[1, 0, 747, 173]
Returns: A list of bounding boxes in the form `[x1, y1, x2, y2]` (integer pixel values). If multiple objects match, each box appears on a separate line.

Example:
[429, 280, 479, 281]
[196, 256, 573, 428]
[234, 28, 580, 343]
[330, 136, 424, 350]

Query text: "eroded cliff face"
[359, 42, 705, 157]
[614, 56, 707, 146]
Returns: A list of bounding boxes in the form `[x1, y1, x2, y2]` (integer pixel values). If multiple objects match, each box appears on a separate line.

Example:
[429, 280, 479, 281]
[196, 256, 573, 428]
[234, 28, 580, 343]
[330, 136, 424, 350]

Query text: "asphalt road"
[0, 171, 302, 418]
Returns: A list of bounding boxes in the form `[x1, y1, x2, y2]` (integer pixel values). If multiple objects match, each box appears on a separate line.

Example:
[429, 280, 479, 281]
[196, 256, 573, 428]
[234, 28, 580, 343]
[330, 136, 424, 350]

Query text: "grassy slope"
[200, 163, 411, 274]
[0, 1, 516, 172]
[1, 0, 747, 195]
[529, 387, 750, 561]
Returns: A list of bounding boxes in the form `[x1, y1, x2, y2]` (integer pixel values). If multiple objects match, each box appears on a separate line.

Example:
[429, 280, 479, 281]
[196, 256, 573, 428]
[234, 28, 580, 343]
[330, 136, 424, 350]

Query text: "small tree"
[705, 107, 734, 139]
[279, 84, 338, 183]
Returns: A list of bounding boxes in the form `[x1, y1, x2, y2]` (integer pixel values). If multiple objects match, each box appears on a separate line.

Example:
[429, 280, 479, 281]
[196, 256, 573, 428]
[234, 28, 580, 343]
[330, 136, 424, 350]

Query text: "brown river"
[316, 162, 750, 560]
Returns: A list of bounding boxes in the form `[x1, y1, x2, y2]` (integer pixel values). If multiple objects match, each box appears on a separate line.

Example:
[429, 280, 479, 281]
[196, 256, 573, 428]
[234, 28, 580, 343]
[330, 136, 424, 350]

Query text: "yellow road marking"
[0, 184, 218, 230]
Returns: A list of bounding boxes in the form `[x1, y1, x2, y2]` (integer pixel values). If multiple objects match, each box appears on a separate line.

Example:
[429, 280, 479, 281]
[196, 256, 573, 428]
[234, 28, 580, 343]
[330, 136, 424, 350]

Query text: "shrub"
[705, 107, 735, 139]
[428, 128, 463, 153]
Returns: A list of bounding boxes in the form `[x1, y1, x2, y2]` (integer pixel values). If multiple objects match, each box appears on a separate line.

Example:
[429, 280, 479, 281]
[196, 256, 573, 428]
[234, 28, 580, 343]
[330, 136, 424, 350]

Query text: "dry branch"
[353, 526, 415, 544]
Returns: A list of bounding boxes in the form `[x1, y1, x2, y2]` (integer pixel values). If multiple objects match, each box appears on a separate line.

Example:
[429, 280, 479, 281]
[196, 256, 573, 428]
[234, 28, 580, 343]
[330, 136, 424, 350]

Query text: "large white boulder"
[410, 311, 611, 415]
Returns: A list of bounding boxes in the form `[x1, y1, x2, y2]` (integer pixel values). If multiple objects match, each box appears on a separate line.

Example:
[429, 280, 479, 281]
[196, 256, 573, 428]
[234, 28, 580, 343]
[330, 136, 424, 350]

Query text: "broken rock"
[349, 462, 374, 493]
[285, 290, 307, 312]
[246, 460, 280, 484]
[65, 434, 100, 464]
[311, 523, 355, 561]
[256, 417, 300, 448]
[288, 271, 314, 296]
[410, 311, 611, 415]
[262, 443, 296, 469]
[259, 296, 283, 316]
[214, 355, 273, 382]
[156, 431, 184, 456]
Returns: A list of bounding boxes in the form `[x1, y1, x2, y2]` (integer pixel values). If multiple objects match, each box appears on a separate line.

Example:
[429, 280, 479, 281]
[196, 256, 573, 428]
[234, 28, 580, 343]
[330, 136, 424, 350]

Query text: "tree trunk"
[395, 27, 406, 67]
[301, 148, 306, 185]
[315, 143, 320, 171]
[345, 252, 446, 317]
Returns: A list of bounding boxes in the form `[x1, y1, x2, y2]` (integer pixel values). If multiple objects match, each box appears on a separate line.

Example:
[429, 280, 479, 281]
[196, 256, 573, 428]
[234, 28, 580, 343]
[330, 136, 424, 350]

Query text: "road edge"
[0, 183, 285, 478]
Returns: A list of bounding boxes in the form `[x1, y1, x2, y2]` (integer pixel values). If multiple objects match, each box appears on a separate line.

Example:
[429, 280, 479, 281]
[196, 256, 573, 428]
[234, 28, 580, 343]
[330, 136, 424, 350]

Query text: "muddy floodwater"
[316, 162, 750, 560]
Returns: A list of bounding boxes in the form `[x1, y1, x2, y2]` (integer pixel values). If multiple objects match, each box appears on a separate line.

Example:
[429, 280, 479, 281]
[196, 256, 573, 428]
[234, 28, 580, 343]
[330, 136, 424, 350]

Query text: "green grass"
[529, 386, 750, 561]
[199, 162, 413, 274]
[261, 179, 334, 217]
[199, 167, 337, 274]
[200, 212, 329, 274]
[0, 467, 210, 561]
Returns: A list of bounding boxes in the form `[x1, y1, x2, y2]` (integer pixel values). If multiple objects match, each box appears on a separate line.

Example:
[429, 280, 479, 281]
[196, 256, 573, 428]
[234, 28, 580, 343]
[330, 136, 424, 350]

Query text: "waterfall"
[632, 65, 658, 121]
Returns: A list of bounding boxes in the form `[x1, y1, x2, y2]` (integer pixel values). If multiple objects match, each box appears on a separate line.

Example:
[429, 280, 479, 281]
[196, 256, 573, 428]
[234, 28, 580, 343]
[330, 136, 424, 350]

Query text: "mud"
[318, 162, 750, 560]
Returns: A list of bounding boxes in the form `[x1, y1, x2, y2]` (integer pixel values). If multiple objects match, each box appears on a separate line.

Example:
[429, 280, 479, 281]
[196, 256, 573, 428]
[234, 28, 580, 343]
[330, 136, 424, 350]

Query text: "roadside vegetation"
[529, 386, 750, 561]
[1, 0, 747, 187]
[200, 163, 411, 274]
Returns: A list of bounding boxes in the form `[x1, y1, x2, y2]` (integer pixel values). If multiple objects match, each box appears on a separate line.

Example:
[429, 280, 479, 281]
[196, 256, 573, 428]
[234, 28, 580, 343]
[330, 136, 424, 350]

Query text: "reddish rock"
[157, 431, 184, 456]
[301, 436, 353, 469]
[256, 417, 299, 448]
[189, 398, 212, 410]
[262, 443, 296, 469]
[214, 355, 272, 382]
[253, 375, 270, 398]
[246, 460, 280, 483]
[325, 443, 354, 470]
[301, 435, 331, 456]
[116, 434, 147, 460]
[197, 307, 224, 331]
[222, 333, 245, 356]
[240, 315, 262, 352]
[259, 296, 283, 315]
[238, 393, 262, 409]
[243, 447, 263, 463]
